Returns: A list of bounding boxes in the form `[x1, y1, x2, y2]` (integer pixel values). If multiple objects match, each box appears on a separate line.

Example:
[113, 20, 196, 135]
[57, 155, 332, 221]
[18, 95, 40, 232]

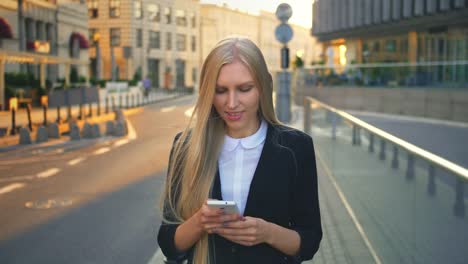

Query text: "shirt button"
[231, 246, 237, 253]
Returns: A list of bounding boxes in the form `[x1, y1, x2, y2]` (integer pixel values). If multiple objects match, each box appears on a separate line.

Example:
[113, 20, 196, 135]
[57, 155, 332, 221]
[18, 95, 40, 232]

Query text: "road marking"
[185, 106, 194, 117]
[114, 138, 129, 147]
[161, 106, 176, 113]
[0, 175, 35, 183]
[37, 168, 61, 178]
[94, 147, 110, 155]
[68, 157, 85, 166]
[126, 120, 137, 140]
[0, 183, 26, 195]
[315, 149, 382, 264]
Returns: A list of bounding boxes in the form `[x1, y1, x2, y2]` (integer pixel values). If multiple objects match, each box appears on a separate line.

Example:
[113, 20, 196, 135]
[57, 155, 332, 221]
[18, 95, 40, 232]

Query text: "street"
[0, 96, 196, 263]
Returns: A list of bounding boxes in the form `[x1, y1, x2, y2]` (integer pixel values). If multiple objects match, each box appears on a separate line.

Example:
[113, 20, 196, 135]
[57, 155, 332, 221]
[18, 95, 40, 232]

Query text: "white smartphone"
[206, 200, 240, 215]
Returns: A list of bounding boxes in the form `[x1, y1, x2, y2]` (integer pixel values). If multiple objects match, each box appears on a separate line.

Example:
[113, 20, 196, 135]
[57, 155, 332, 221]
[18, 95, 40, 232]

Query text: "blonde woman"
[158, 37, 322, 263]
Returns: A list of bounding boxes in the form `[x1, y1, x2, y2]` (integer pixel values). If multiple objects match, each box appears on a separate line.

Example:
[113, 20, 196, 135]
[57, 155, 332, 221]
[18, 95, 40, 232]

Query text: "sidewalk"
[0, 90, 189, 148]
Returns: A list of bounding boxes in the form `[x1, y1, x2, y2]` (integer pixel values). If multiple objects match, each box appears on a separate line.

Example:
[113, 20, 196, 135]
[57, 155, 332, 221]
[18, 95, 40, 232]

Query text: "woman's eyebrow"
[215, 81, 254, 88]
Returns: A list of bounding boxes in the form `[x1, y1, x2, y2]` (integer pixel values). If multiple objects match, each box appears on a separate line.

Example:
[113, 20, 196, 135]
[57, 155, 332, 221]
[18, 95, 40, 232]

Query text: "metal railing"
[304, 96, 468, 218]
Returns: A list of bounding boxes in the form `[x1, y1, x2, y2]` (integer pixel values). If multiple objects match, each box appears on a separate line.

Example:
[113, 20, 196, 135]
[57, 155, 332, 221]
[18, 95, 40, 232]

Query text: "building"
[312, 0, 468, 66]
[87, 0, 200, 90]
[200, 3, 321, 74]
[0, 0, 89, 82]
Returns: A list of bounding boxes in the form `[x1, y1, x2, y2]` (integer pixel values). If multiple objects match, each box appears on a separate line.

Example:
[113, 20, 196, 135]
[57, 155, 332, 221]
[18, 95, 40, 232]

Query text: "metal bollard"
[368, 133, 374, 153]
[331, 112, 337, 140]
[105, 97, 109, 114]
[352, 126, 357, 145]
[42, 104, 48, 126]
[453, 178, 465, 218]
[67, 105, 72, 121]
[304, 99, 311, 135]
[112, 96, 116, 111]
[78, 104, 83, 120]
[88, 103, 93, 117]
[391, 146, 399, 169]
[119, 95, 122, 109]
[427, 165, 436, 196]
[126, 94, 129, 109]
[56, 106, 61, 123]
[26, 103, 33, 131]
[379, 139, 386, 160]
[406, 153, 414, 180]
[11, 108, 16, 135]
[97, 100, 101, 116]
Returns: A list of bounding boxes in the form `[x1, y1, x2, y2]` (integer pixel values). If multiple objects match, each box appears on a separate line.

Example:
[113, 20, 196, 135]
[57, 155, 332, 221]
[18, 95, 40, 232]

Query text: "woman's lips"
[225, 112, 242, 121]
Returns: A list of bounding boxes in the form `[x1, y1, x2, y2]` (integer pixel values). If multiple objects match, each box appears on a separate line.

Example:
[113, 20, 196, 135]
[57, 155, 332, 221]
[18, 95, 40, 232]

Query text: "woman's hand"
[214, 216, 273, 246]
[196, 201, 242, 234]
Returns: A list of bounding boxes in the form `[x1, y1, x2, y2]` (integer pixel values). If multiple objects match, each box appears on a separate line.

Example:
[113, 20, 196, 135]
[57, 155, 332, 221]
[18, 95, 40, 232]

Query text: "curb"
[0, 93, 192, 149]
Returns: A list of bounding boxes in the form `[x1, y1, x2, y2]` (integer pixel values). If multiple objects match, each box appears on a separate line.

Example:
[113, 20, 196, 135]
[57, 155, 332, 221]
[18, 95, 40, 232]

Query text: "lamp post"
[275, 3, 294, 123]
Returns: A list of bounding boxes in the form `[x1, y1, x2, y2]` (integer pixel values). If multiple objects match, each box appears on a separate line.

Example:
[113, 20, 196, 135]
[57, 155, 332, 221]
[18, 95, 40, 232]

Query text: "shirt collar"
[222, 120, 267, 152]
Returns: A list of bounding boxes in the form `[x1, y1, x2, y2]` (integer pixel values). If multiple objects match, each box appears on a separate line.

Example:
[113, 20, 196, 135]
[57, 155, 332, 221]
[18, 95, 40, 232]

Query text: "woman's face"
[213, 60, 260, 138]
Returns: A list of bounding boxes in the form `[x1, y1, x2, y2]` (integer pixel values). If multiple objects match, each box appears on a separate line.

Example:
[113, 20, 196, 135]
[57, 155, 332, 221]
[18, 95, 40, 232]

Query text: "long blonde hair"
[160, 36, 280, 263]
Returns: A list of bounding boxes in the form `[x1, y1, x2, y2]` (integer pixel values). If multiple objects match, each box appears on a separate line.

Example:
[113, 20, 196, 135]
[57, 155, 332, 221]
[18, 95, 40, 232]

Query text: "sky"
[199, 0, 313, 28]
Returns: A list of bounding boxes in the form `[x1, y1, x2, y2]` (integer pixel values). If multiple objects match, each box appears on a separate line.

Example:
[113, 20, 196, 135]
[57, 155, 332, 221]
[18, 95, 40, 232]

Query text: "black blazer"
[158, 124, 322, 264]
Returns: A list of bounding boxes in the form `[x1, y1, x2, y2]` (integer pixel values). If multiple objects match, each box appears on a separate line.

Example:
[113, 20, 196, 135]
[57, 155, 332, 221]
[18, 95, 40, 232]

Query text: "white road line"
[0, 175, 35, 183]
[315, 149, 382, 264]
[126, 120, 137, 140]
[37, 168, 61, 178]
[161, 106, 176, 113]
[184, 107, 194, 117]
[68, 157, 85, 166]
[0, 183, 26, 195]
[113, 138, 129, 147]
[94, 147, 110, 155]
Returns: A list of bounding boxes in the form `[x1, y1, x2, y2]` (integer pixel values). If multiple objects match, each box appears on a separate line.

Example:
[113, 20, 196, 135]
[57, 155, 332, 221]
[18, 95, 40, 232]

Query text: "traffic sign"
[275, 23, 293, 44]
[275, 3, 293, 22]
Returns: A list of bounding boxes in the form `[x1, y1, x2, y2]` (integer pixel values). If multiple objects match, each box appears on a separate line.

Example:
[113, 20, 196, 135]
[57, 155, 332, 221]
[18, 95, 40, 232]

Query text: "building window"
[110, 28, 121, 46]
[87, 0, 98, 18]
[385, 40, 397, 52]
[164, 7, 172, 24]
[176, 10, 187, 26]
[400, 38, 408, 53]
[148, 4, 160, 22]
[166, 32, 172, 50]
[191, 36, 196, 52]
[136, 29, 142, 47]
[149, 31, 160, 49]
[135, 1, 142, 19]
[176, 34, 186, 51]
[191, 13, 196, 28]
[109, 0, 121, 18]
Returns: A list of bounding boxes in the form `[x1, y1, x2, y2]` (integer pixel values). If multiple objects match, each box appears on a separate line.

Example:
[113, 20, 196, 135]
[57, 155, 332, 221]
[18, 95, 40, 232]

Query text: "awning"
[70, 32, 89, 49]
[0, 17, 13, 39]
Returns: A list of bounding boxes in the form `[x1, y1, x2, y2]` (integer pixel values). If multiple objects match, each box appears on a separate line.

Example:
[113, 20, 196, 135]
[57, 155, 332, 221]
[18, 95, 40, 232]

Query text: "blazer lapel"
[243, 124, 281, 216]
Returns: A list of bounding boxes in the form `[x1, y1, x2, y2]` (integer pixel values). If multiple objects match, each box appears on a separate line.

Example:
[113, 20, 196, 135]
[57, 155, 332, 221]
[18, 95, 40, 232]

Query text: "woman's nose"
[227, 92, 239, 109]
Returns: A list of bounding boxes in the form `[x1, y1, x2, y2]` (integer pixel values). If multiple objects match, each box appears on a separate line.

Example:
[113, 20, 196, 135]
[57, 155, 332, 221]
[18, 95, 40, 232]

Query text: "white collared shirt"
[218, 120, 267, 215]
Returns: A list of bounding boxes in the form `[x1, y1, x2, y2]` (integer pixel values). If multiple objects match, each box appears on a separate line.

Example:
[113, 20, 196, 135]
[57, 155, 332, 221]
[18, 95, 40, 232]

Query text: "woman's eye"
[240, 86, 254, 92]
[215, 89, 226, 94]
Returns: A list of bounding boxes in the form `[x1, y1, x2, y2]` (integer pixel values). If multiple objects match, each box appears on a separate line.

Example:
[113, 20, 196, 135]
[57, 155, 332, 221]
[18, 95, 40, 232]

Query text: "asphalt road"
[0, 95, 196, 264]
[352, 112, 468, 168]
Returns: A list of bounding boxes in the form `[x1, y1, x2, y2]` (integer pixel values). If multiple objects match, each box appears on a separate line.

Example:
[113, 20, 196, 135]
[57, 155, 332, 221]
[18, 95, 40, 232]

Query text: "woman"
[158, 37, 322, 264]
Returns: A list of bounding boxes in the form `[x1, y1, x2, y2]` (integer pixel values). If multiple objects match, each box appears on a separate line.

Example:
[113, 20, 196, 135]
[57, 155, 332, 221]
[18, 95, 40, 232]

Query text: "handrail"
[305, 96, 468, 181]
[304, 60, 468, 70]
